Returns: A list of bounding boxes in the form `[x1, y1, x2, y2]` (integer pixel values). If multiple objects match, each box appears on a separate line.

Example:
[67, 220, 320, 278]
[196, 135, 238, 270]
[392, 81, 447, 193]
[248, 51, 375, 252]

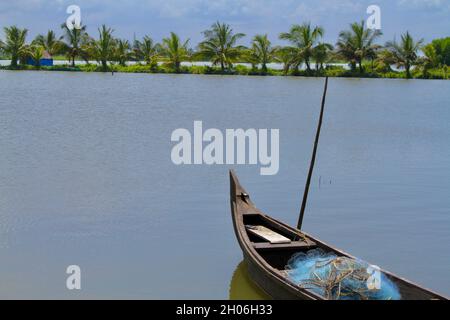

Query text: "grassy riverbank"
[2, 21, 449, 80]
[1, 63, 448, 80]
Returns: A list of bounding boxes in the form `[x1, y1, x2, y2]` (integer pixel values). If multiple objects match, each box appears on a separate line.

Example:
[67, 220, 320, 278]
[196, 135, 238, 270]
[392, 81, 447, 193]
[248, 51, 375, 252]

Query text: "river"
[0, 70, 448, 298]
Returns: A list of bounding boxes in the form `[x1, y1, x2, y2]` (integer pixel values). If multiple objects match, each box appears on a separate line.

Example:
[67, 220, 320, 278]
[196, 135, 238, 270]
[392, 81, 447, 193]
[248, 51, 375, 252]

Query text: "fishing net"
[286, 249, 401, 300]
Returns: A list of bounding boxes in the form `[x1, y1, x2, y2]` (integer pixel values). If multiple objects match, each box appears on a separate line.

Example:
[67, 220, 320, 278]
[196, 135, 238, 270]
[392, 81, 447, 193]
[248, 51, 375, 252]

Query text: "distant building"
[26, 51, 53, 67]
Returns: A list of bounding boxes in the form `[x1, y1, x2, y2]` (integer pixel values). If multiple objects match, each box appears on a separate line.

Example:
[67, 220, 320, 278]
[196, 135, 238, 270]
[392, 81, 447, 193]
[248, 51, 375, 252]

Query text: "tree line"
[0, 21, 449, 79]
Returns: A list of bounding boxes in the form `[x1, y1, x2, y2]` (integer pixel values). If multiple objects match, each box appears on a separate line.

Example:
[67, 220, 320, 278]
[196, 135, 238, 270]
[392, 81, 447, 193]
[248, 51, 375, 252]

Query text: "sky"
[0, 0, 449, 46]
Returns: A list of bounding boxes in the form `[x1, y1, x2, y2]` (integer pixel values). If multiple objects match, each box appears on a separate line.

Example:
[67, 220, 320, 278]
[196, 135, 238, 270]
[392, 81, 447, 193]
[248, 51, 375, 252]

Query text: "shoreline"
[1, 64, 448, 80]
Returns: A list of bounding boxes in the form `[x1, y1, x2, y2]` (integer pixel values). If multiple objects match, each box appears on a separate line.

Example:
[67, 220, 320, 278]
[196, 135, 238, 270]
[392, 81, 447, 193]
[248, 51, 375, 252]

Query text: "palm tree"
[1, 26, 29, 67]
[32, 30, 63, 56]
[336, 21, 381, 73]
[197, 22, 246, 72]
[161, 32, 190, 73]
[91, 25, 116, 71]
[279, 23, 324, 73]
[418, 44, 440, 78]
[374, 49, 396, 73]
[134, 36, 159, 68]
[115, 39, 132, 66]
[274, 46, 295, 75]
[312, 43, 334, 71]
[386, 31, 423, 79]
[60, 22, 89, 67]
[250, 34, 275, 73]
[28, 45, 45, 68]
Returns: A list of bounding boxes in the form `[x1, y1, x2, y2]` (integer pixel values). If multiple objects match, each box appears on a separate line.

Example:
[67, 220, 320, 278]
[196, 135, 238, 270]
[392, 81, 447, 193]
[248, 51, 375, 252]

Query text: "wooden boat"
[229, 170, 447, 300]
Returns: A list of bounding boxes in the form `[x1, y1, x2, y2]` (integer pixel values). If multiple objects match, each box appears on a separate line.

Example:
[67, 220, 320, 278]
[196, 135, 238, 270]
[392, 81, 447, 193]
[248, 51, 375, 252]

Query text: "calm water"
[0, 71, 449, 299]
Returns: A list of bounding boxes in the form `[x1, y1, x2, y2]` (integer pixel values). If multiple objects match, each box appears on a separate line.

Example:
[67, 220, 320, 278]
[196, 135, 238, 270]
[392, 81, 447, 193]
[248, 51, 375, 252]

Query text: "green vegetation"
[385, 32, 423, 79]
[60, 22, 90, 66]
[196, 22, 246, 72]
[431, 37, 450, 66]
[336, 21, 381, 73]
[160, 32, 190, 73]
[279, 23, 326, 73]
[133, 36, 159, 69]
[1, 26, 28, 67]
[32, 30, 63, 56]
[0, 21, 448, 80]
[28, 45, 45, 68]
[90, 25, 116, 71]
[115, 39, 133, 67]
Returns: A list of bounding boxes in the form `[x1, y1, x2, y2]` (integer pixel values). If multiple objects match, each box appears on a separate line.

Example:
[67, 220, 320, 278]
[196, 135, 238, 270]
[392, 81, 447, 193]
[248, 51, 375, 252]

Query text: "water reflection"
[229, 261, 270, 300]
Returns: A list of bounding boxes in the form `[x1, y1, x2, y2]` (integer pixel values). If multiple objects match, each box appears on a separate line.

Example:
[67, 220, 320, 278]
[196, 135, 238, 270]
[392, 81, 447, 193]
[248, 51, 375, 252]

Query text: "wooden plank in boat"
[246, 225, 291, 244]
[253, 241, 316, 250]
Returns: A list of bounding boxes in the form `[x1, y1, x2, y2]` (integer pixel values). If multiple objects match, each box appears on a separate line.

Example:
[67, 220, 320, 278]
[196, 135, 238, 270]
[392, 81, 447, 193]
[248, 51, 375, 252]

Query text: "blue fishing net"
[286, 249, 401, 300]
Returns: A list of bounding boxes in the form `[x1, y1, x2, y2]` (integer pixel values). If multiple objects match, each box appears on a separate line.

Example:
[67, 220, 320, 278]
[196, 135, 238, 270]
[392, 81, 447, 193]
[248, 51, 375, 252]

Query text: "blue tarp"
[26, 58, 53, 66]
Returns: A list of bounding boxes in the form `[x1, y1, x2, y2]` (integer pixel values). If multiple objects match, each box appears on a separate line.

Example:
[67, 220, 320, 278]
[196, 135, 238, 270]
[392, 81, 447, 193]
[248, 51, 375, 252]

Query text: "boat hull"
[229, 170, 447, 300]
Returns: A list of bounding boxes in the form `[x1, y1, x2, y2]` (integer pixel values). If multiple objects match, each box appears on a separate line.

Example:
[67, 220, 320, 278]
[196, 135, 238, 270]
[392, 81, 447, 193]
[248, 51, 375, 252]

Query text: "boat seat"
[246, 225, 291, 244]
[253, 241, 317, 251]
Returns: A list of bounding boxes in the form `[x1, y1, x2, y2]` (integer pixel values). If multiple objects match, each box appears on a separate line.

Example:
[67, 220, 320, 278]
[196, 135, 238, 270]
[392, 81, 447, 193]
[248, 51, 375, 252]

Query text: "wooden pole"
[297, 77, 329, 230]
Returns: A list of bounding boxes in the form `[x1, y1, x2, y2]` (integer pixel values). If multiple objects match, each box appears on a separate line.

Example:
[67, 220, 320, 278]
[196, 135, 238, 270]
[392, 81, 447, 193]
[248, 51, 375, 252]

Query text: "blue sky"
[0, 0, 449, 45]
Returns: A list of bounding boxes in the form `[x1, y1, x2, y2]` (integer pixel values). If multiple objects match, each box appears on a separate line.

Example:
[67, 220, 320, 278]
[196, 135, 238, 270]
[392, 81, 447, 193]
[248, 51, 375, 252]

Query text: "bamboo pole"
[297, 77, 329, 230]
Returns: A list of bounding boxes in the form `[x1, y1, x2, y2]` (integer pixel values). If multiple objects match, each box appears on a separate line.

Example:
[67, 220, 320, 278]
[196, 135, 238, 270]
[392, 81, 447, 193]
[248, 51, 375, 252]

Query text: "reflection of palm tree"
[279, 23, 324, 73]
[386, 32, 423, 79]
[336, 21, 381, 73]
[229, 261, 270, 300]
[197, 22, 246, 72]
[1, 26, 29, 67]
[161, 32, 190, 73]
[32, 30, 63, 56]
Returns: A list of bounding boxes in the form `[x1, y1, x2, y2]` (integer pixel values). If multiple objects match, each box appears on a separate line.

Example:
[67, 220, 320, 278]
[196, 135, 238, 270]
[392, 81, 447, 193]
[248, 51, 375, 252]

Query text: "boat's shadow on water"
[229, 261, 271, 300]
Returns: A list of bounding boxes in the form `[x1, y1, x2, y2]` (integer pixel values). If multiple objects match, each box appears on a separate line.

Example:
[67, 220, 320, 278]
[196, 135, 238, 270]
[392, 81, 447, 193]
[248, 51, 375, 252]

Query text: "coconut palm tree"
[90, 25, 116, 71]
[115, 39, 132, 66]
[32, 30, 63, 56]
[244, 49, 259, 71]
[160, 32, 190, 73]
[274, 46, 295, 75]
[312, 43, 334, 71]
[197, 22, 246, 72]
[279, 23, 324, 73]
[418, 43, 440, 78]
[1, 26, 29, 67]
[336, 21, 382, 73]
[60, 22, 89, 67]
[250, 34, 275, 73]
[386, 31, 423, 79]
[134, 36, 159, 68]
[28, 45, 45, 68]
[374, 49, 396, 73]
